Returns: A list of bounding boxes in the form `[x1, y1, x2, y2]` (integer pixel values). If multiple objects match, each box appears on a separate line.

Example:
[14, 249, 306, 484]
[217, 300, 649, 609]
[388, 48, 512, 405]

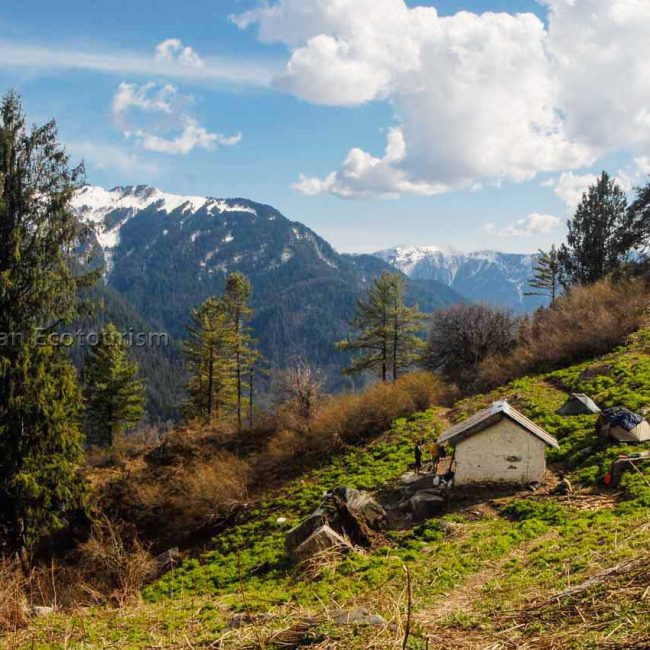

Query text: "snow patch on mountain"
[375, 245, 541, 313]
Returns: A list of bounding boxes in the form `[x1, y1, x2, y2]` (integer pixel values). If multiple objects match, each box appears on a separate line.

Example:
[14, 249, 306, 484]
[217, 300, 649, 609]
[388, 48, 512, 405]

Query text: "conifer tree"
[223, 273, 259, 431]
[0, 92, 99, 563]
[184, 296, 236, 421]
[558, 172, 640, 285]
[337, 272, 425, 381]
[525, 245, 561, 304]
[83, 323, 145, 447]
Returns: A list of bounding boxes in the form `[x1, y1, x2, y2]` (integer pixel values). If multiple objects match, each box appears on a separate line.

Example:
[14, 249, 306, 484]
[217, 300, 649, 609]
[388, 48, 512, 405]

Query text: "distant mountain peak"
[375, 244, 542, 313]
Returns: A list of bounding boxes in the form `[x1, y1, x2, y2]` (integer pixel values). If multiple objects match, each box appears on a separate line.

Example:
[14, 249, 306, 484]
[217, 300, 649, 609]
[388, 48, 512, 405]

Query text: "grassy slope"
[9, 332, 650, 649]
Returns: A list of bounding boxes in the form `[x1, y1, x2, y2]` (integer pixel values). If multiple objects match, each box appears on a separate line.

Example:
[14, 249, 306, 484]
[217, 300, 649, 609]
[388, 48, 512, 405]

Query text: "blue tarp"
[601, 407, 644, 432]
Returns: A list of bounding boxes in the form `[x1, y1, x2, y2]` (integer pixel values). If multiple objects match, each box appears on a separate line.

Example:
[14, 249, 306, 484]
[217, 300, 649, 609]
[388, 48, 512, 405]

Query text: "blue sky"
[1, 0, 648, 254]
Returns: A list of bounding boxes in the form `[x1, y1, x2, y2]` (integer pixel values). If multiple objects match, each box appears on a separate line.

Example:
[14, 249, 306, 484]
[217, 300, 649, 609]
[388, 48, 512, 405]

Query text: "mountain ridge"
[374, 244, 544, 313]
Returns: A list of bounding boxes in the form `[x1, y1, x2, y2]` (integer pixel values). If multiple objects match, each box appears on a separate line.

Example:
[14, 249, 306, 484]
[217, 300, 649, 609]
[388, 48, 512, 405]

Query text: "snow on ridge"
[72, 186, 259, 229]
[72, 185, 209, 219]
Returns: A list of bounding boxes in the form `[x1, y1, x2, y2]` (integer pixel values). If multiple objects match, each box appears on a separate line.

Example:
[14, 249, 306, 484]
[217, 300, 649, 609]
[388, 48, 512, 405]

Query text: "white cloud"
[294, 128, 449, 198]
[237, 0, 650, 199]
[111, 82, 241, 156]
[0, 42, 274, 87]
[485, 213, 562, 238]
[155, 39, 204, 68]
[112, 82, 178, 117]
[544, 162, 647, 211]
[542, 172, 599, 211]
[136, 117, 242, 155]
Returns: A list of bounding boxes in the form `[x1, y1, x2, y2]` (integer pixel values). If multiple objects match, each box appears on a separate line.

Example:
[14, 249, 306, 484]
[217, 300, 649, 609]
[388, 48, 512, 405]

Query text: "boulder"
[409, 493, 445, 520]
[291, 525, 353, 564]
[285, 508, 328, 558]
[155, 547, 180, 572]
[328, 487, 387, 530]
[331, 608, 387, 626]
[402, 474, 436, 493]
[31, 606, 54, 617]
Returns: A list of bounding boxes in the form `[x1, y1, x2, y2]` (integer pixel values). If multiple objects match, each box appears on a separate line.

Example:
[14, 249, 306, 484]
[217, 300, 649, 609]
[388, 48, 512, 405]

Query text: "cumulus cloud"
[294, 128, 448, 198]
[111, 82, 241, 156]
[112, 82, 178, 117]
[485, 213, 562, 238]
[236, 0, 650, 199]
[155, 38, 204, 68]
[136, 117, 242, 155]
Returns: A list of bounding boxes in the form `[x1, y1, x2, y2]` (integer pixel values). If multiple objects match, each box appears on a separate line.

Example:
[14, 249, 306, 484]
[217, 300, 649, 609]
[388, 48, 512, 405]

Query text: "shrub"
[480, 277, 649, 388]
[255, 371, 447, 480]
[0, 558, 29, 632]
[101, 429, 250, 548]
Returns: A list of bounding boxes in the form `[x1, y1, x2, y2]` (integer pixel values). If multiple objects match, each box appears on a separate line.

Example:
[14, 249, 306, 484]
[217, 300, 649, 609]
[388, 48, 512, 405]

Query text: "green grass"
[10, 329, 650, 648]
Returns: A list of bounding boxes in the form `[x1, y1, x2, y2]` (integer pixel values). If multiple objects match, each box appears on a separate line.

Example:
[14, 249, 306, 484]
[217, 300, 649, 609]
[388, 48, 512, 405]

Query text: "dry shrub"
[103, 443, 250, 548]
[70, 518, 156, 607]
[0, 558, 29, 632]
[480, 278, 649, 388]
[257, 371, 447, 478]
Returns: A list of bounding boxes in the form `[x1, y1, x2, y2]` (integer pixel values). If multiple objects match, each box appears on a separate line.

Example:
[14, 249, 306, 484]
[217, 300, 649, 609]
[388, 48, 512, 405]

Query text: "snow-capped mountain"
[71, 186, 462, 388]
[375, 245, 544, 313]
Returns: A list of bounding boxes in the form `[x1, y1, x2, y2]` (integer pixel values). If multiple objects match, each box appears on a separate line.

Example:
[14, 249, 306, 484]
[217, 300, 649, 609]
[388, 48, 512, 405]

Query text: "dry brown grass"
[100, 426, 250, 549]
[0, 559, 29, 633]
[479, 278, 650, 388]
[256, 371, 451, 481]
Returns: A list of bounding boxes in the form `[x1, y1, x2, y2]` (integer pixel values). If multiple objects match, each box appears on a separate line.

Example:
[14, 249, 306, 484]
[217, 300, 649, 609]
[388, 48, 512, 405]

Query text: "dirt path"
[415, 531, 558, 627]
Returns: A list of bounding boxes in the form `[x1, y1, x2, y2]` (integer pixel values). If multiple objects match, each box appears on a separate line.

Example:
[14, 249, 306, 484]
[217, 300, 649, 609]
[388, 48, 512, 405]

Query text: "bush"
[101, 427, 250, 548]
[480, 277, 649, 388]
[255, 371, 448, 480]
[0, 558, 29, 633]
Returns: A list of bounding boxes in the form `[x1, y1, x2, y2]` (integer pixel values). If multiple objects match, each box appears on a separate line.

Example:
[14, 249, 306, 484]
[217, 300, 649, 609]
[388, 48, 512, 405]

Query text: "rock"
[285, 508, 328, 558]
[228, 612, 275, 629]
[291, 525, 353, 564]
[402, 474, 436, 493]
[331, 607, 386, 626]
[155, 547, 180, 571]
[409, 493, 445, 520]
[330, 487, 386, 530]
[31, 605, 54, 617]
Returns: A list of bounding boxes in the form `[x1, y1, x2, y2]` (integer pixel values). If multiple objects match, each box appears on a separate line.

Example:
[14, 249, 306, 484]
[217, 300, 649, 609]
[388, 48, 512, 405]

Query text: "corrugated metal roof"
[439, 400, 560, 449]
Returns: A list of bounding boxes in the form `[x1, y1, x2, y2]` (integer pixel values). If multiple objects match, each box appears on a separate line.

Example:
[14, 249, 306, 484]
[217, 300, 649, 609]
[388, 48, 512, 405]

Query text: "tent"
[557, 393, 601, 416]
[597, 407, 650, 443]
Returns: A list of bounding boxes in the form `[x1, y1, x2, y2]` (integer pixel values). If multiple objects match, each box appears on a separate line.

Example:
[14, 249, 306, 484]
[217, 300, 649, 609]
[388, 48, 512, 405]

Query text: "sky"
[1, 0, 649, 254]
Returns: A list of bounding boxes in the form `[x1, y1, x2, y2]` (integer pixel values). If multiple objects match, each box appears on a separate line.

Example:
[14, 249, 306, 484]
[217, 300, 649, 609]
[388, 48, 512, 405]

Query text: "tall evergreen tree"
[337, 272, 424, 381]
[223, 273, 259, 431]
[184, 296, 236, 421]
[525, 245, 561, 304]
[83, 323, 145, 447]
[558, 172, 638, 285]
[628, 179, 650, 252]
[0, 92, 98, 563]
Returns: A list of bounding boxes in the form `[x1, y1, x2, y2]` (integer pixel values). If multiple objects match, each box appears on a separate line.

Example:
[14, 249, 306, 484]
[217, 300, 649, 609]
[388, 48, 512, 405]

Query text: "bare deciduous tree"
[278, 360, 325, 431]
[422, 304, 518, 389]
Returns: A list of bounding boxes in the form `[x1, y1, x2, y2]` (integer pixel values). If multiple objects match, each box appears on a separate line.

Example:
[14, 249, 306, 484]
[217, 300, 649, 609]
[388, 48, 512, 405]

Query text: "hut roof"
[557, 393, 601, 416]
[439, 400, 560, 449]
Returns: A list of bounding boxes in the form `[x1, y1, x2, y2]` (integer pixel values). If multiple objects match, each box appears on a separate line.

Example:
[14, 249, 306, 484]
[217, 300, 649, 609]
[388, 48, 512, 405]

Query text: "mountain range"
[374, 245, 544, 313]
[71, 185, 465, 417]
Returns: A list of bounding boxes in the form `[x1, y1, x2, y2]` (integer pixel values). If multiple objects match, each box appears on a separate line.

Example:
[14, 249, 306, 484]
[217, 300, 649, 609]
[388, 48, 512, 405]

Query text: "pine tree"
[184, 296, 236, 421]
[558, 171, 638, 285]
[83, 323, 146, 447]
[0, 92, 99, 563]
[525, 245, 561, 304]
[337, 272, 425, 381]
[223, 273, 259, 431]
